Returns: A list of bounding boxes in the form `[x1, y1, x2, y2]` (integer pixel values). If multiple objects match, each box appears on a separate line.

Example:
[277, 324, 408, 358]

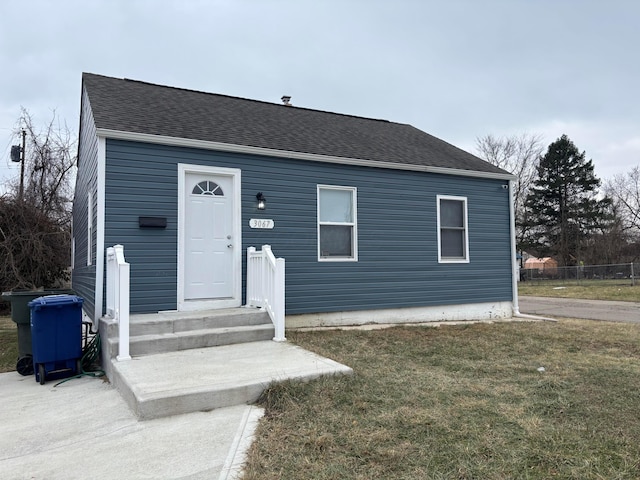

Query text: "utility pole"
[19, 129, 26, 202]
[10, 129, 26, 202]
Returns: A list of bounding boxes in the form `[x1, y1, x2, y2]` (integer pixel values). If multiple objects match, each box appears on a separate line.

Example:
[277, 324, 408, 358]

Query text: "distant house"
[524, 257, 558, 275]
[72, 73, 517, 328]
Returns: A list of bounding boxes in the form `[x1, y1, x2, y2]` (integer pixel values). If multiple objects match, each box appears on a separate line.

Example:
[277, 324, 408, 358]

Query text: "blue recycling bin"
[29, 295, 84, 385]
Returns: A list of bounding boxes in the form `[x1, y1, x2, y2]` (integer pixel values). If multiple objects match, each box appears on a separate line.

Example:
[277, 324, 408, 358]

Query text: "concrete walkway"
[0, 338, 353, 479]
[519, 296, 640, 323]
[0, 372, 263, 479]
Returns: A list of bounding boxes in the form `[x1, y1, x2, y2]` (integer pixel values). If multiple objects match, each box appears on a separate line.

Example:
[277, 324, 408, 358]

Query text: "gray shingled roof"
[82, 73, 509, 176]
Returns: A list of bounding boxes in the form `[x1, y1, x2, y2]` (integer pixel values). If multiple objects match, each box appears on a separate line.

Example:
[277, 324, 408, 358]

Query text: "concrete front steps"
[100, 308, 352, 420]
[103, 308, 275, 358]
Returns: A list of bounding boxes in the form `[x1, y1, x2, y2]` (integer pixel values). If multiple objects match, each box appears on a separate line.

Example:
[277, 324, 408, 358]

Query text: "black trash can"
[29, 294, 84, 385]
[1, 289, 74, 375]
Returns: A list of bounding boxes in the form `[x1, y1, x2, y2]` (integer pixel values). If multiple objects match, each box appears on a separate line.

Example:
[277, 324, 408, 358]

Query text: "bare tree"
[0, 109, 77, 291]
[605, 165, 640, 234]
[475, 133, 544, 253]
[9, 108, 77, 224]
[602, 165, 640, 262]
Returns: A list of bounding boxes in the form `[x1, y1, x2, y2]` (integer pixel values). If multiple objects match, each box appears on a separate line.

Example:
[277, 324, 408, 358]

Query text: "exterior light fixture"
[256, 192, 266, 210]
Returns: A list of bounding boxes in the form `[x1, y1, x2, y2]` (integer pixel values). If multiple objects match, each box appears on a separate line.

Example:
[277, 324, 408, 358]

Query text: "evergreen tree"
[524, 135, 611, 266]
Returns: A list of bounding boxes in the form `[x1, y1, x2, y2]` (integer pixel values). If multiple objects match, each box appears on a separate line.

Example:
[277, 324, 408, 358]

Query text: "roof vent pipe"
[281, 95, 291, 106]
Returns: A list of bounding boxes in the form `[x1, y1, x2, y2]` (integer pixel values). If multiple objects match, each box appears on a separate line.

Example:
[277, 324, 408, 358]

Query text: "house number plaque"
[249, 218, 274, 229]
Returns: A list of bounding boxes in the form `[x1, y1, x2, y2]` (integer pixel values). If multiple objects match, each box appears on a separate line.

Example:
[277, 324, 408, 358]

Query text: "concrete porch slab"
[110, 340, 353, 420]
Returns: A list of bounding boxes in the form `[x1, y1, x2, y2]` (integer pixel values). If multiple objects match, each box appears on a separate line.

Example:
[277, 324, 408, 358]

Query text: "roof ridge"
[83, 72, 393, 124]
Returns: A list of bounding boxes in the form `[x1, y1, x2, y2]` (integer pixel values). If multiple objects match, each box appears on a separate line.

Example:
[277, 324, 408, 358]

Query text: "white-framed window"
[437, 195, 469, 263]
[317, 185, 358, 261]
[87, 190, 93, 266]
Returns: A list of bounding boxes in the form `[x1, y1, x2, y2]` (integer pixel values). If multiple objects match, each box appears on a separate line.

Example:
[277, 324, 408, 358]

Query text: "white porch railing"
[106, 244, 131, 361]
[246, 245, 286, 341]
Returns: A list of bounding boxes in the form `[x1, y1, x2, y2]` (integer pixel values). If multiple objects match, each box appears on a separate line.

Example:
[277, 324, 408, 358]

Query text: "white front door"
[184, 172, 234, 300]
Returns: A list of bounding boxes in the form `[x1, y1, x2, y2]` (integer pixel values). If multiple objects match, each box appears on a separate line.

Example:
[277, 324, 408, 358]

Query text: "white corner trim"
[95, 136, 106, 323]
[95, 128, 516, 181]
[509, 179, 520, 315]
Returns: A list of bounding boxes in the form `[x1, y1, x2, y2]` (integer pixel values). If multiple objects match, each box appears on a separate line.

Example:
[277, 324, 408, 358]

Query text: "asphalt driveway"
[519, 296, 640, 323]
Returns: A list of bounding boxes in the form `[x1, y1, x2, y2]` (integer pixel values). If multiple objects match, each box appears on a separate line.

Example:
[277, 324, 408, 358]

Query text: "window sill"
[438, 258, 469, 264]
[318, 257, 358, 262]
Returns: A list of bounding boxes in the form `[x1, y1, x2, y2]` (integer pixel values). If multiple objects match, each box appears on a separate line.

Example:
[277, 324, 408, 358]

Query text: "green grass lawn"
[518, 282, 640, 302]
[244, 320, 640, 479]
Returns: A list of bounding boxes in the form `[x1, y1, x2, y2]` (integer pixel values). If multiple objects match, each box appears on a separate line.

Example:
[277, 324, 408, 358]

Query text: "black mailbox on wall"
[139, 216, 167, 228]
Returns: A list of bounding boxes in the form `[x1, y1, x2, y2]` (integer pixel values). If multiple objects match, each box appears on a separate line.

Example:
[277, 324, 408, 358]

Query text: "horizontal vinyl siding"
[71, 87, 98, 317]
[253, 165, 512, 314]
[104, 139, 512, 314]
[104, 142, 178, 312]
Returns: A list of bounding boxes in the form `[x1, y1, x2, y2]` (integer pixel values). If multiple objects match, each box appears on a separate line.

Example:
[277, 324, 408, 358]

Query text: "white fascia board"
[95, 128, 517, 181]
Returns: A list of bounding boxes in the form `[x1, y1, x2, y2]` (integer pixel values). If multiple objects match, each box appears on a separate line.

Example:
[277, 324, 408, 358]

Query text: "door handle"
[227, 244, 233, 248]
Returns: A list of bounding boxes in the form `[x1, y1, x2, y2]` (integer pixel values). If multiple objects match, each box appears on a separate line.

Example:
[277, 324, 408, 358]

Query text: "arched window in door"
[192, 180, 224, 196]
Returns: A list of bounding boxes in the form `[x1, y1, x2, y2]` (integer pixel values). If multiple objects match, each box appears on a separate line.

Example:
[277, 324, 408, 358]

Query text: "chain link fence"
[520, 262, 638, 286]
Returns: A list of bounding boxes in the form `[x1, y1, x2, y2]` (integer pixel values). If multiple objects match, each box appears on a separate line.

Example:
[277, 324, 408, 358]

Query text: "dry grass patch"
[0, 315, 18, 373]
[244, 320, 640, 479]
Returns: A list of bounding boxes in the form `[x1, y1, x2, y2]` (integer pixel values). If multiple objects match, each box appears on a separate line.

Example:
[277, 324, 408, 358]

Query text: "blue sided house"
[73, 73, 518, 328]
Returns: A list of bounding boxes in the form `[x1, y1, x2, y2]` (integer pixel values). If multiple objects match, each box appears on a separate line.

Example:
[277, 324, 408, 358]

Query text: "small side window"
[87, 191, 93, 266]
[437, 195, 469, 263]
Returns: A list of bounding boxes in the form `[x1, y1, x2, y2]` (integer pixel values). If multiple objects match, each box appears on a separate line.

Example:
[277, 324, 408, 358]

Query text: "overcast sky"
[1, 0, 639, 191]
